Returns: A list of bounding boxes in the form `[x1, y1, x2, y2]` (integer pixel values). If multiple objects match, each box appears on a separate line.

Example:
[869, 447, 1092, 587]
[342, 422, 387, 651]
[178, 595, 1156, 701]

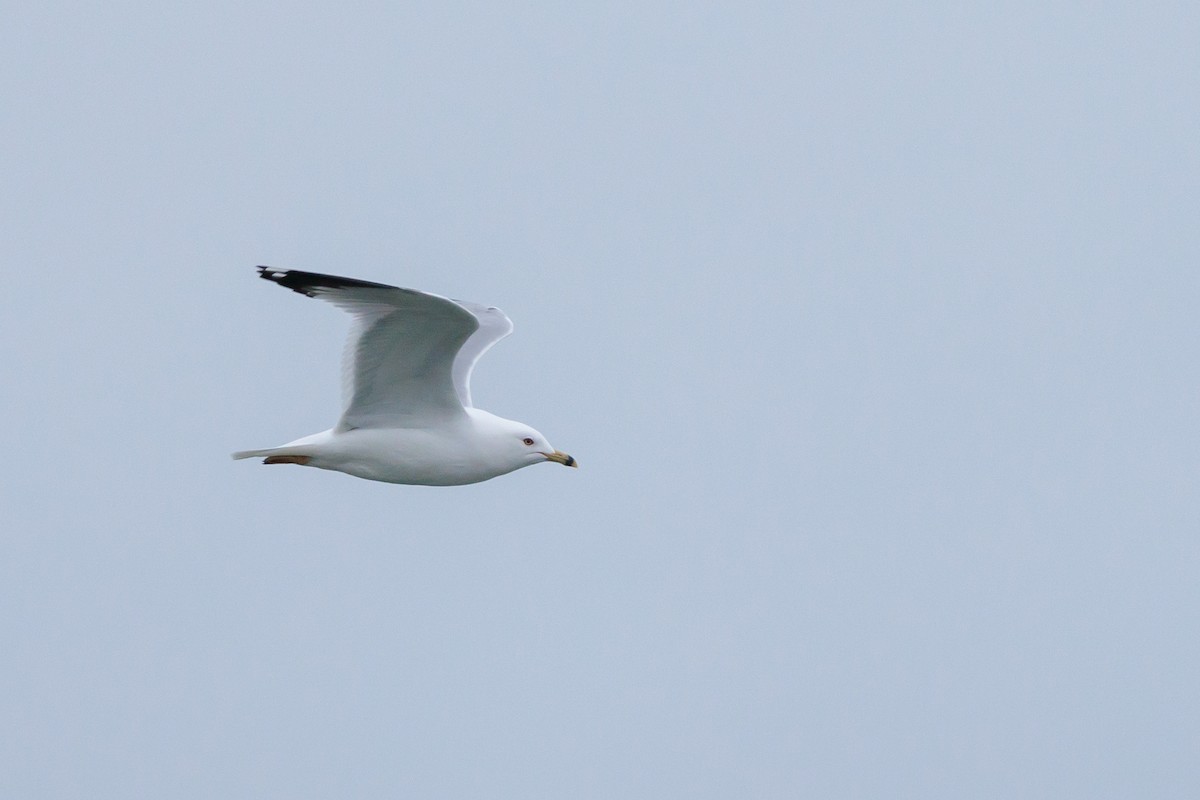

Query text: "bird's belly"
[311, 429, 504, 486]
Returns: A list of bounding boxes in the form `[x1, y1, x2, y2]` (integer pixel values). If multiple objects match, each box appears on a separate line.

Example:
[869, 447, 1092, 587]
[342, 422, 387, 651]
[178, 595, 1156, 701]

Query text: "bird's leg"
[263, 455, 312, 465]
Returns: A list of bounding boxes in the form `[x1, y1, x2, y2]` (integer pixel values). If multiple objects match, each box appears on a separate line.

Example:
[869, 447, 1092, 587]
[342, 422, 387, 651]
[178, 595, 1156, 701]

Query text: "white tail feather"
[231, 448, 279, 460]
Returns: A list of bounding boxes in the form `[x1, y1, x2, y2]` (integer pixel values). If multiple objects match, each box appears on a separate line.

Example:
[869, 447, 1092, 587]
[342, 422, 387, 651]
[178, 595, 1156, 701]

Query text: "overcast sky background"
[2, 2, 1198, 798]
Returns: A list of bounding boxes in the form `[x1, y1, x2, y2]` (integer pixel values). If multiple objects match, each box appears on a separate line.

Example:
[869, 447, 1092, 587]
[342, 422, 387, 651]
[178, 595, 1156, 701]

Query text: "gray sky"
[3, 2, 1198, 797]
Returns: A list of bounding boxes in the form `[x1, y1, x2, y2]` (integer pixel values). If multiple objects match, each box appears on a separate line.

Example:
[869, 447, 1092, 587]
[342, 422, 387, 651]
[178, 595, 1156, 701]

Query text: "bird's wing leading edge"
[449, 299, 514, 408]
[257, 266, 486, 429]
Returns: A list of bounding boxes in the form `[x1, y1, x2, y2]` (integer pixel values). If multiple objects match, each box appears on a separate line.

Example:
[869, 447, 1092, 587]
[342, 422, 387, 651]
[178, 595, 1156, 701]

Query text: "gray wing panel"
[338, 300, 477, 428]
[256, 267, 478, 429]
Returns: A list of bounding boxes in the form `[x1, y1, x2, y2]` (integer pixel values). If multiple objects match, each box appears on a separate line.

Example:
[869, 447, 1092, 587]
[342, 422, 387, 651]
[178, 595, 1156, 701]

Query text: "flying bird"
[233, 267, 576, 485]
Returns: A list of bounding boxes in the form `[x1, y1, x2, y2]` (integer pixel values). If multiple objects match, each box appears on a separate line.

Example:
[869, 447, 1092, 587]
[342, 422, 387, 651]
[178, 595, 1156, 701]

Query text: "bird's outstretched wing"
[257, 266, 512, 429]
[449, 298, 513, 408]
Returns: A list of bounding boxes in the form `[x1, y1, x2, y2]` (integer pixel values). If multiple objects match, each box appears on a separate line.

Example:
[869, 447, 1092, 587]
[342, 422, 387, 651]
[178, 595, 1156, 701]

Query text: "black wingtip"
[255, 266, 397, 297]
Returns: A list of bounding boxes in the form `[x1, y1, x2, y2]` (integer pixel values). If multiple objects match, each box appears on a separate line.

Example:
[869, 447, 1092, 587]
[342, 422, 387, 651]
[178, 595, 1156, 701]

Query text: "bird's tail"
[233, 431, 329, 463]
[231, 448, 277, 460]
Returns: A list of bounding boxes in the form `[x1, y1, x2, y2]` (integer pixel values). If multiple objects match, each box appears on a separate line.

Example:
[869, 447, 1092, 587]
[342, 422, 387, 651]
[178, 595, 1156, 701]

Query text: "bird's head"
[516, 428, 576, 469]
[489, 416, 576, 471]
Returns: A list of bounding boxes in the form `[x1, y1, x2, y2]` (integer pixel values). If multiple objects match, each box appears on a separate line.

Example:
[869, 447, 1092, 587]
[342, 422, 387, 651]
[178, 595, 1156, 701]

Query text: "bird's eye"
[522, 437, 535, 446]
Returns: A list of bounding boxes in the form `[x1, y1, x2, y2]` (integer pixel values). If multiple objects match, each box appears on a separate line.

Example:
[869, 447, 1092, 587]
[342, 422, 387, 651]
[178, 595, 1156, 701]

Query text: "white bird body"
[233, 268, 575, 486]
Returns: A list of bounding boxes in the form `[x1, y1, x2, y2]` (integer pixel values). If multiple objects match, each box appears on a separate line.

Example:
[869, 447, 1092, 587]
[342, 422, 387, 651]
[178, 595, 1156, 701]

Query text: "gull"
[233, 267, 576, 485]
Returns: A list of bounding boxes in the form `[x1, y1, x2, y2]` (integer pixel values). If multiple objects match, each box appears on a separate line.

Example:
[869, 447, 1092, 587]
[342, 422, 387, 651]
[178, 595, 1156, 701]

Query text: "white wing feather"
[258, 267, 499, 430]
[450, 300, 514, 408]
